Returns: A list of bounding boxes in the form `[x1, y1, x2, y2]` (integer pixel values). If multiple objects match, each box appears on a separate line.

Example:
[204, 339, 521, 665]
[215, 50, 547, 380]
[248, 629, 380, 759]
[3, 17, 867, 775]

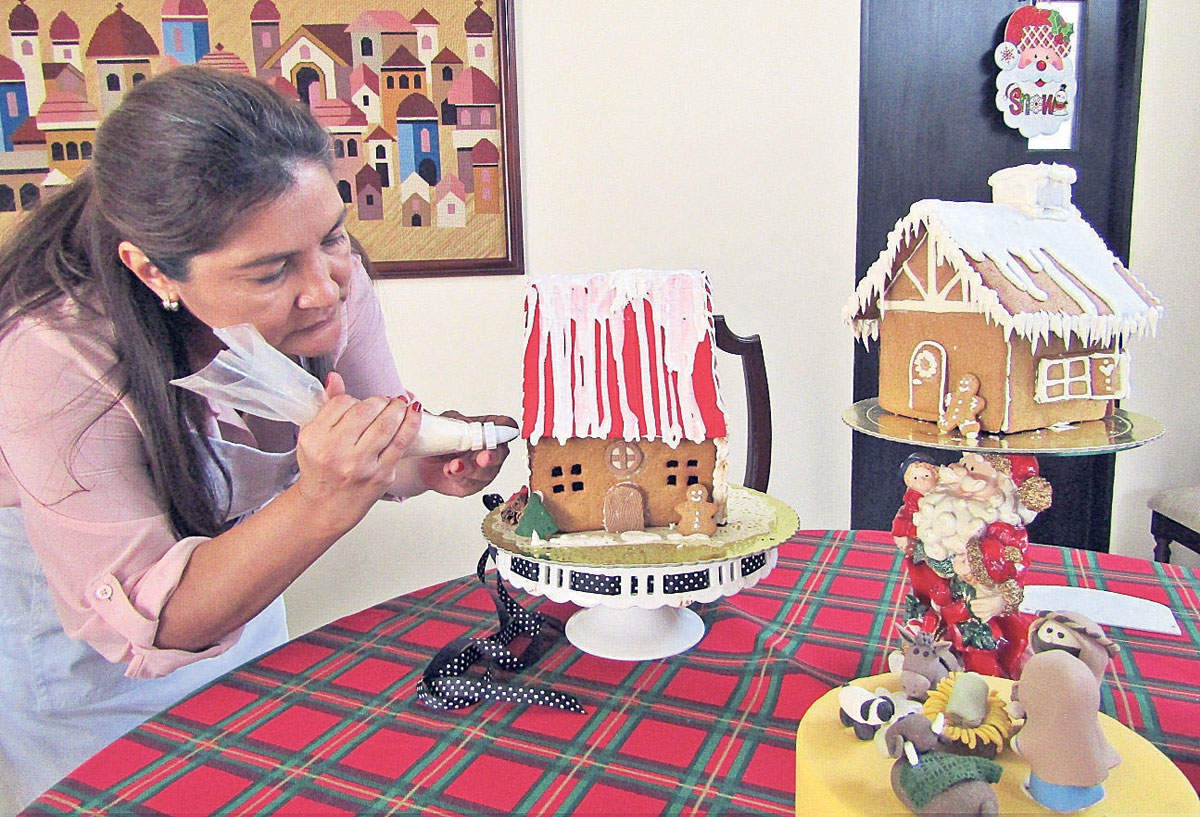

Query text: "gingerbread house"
[521, 269, 728, 533]
[844, 164, 1161, 434]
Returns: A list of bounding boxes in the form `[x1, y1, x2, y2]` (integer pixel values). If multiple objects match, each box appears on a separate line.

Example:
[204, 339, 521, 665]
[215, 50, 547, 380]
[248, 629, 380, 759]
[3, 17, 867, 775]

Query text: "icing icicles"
[844, 187, 1162, 348]
[522, 269, 727, 447]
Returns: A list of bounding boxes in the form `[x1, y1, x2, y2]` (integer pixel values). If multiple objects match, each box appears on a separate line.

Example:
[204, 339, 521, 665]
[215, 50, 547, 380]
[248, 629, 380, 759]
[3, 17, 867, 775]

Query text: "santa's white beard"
[912, 482, 1024, 561]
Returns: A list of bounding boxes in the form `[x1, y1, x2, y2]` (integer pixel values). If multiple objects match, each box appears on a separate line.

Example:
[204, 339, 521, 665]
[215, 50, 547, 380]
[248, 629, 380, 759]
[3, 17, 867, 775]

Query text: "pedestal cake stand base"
[565, 605, 706, 661]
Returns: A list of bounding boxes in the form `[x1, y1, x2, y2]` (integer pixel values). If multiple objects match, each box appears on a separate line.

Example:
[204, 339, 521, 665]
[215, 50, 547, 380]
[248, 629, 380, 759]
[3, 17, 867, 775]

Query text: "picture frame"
[0, 0, 524, 278]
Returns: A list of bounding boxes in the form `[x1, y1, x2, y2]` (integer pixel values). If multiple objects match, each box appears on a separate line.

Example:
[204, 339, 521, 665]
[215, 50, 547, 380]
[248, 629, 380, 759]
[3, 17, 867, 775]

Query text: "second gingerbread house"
[844, 164, 1161, 434]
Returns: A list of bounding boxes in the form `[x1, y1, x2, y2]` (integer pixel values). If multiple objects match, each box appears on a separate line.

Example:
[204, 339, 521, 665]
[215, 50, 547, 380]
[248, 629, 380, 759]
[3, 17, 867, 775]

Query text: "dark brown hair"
[0, 66, 333, 537]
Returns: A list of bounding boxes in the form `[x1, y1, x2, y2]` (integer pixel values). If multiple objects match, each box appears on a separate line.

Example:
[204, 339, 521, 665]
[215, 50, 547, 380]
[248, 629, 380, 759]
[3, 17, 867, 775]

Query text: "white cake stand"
[485, 487, 798, 661]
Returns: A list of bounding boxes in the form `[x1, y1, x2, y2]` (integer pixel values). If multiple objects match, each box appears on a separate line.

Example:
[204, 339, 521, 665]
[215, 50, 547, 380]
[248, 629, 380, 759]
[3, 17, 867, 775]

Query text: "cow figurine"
[891, 623, 961, 701]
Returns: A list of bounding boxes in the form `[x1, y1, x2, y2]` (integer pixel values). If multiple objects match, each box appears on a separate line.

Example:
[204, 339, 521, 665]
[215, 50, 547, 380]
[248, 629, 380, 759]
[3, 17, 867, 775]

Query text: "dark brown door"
[852, 1, 1146, 551]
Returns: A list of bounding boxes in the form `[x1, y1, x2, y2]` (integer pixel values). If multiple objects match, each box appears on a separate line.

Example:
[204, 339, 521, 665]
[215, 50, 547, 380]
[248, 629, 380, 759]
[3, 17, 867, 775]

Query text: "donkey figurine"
[892, 623, 961, 701]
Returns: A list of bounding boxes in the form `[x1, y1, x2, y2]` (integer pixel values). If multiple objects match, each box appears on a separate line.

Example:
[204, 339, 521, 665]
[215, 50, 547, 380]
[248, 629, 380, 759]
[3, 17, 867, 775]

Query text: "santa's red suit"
[891, 488, 922, 550]
[892, 455, 1046, 678]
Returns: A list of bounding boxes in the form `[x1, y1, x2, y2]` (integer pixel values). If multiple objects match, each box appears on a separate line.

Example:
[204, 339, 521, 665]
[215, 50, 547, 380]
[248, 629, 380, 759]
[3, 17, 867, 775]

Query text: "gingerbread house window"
[1036, 352, 1128, 403]
[606, 441, 644, 475]
[551, 466, 563, 477]
[571, 481, 584, 492]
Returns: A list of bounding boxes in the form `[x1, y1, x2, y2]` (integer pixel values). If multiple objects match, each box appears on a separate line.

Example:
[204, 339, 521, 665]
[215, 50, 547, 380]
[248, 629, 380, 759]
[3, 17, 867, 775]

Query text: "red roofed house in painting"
[522, 270, 728, 533]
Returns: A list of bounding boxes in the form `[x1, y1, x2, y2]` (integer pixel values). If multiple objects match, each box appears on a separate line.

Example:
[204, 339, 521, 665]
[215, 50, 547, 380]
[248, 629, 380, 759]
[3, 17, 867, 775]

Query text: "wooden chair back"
[713, 315, 772, 492]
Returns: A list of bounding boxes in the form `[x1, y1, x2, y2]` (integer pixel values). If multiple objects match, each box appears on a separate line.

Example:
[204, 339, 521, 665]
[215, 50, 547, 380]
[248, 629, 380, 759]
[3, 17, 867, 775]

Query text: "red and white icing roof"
[522, 269, 727, 446]
[845, 164, 1161, 350]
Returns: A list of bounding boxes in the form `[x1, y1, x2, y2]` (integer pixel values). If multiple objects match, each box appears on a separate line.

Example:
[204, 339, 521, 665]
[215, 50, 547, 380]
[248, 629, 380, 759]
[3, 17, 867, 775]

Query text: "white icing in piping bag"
[171, 324, 517, 457]
[404, 413, 519, 458]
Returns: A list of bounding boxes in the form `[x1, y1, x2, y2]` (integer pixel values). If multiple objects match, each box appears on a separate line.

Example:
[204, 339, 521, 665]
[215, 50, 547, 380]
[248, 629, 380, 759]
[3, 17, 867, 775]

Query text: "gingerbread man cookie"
[939, 373, 986, 437]
[674, 484, 719, 536]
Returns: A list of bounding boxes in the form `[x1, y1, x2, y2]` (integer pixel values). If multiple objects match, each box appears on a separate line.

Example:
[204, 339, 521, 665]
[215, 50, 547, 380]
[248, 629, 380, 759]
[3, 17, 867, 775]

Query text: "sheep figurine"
[890, 623, 962, 701]
[883, 713, 1002, 816]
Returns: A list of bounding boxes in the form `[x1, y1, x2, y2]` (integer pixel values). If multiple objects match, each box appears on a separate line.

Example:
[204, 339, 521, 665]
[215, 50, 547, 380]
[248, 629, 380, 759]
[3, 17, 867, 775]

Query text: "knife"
[1019, 585, 1181, 635]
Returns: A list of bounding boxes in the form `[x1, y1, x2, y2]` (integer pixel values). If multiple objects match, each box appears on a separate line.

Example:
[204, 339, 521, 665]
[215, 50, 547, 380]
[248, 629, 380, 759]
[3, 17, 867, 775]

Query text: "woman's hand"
[293, 372, 423, 534]
[417, 411, 515, 497]
[157, 374, 421, 651]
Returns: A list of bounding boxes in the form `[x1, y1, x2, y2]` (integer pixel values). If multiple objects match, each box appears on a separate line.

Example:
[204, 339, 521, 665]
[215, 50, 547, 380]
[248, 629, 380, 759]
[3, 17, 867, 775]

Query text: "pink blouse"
[0, 258, 407, 679]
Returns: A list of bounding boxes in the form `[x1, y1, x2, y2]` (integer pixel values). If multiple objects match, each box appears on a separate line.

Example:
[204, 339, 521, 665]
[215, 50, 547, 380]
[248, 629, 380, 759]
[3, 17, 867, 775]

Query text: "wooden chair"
[1148, 485, 1200, 562]
[713, 315, 772, 492]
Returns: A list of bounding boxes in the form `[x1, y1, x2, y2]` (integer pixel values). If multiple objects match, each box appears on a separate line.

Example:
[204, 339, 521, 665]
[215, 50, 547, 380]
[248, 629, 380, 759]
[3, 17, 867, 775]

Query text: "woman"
[0, 67, 510, 812]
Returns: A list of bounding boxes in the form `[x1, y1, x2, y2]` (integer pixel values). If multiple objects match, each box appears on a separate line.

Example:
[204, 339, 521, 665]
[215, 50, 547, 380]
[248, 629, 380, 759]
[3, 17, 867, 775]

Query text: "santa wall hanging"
[994, 4, 1077, 138]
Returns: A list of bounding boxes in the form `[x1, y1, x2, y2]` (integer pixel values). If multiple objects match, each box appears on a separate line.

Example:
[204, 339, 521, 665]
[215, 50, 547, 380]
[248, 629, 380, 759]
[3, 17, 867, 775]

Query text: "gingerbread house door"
[603, 483, 646, 533]
[908, 342, 946, 417]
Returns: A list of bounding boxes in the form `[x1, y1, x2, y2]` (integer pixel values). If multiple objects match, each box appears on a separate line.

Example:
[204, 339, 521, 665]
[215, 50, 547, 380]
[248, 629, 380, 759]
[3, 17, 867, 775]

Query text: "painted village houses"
[160, 0, 210, 66]
[350, 64, 380, 124]
[9, 0, 40, 114]
[0, 0, 509, 257]
[522, 270, 729, 533]
[411, 9, 439, 66]
[845, 164, 1161, 434]
[347, 10, 415, 78]
[448, 66, 498, 193]
[354, 164, 382, 221]
[431, 46, 462, 124]
[463, 0, 494, 79]
[400, 172, 430, 227]
[49, 10, 82, 70]
[434, 173, 465, 227]
[249, 0, 281, 79]
[264, 23, 353, 105]
[86, 4, 159, 114]
[197, 43, 249, 75]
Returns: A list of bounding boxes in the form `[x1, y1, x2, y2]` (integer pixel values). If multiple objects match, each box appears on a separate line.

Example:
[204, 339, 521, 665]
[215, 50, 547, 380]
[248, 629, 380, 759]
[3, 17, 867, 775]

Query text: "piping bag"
[170, 324, 518, 458]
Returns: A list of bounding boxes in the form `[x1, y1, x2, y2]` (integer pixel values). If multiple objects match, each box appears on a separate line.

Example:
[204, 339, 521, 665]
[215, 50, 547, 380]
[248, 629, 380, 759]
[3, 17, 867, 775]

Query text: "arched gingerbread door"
[908, 341, 947, 418]
[603, 483, 646, 533]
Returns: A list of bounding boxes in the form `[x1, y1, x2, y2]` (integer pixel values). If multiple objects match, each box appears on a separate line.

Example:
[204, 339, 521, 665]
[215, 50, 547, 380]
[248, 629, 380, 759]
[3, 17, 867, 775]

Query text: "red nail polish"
[411, 401, 422, 413]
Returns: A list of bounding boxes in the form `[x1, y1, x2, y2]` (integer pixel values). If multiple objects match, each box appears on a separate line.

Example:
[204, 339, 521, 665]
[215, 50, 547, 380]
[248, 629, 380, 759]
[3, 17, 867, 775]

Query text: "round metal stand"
[842, 399, 1163, 456]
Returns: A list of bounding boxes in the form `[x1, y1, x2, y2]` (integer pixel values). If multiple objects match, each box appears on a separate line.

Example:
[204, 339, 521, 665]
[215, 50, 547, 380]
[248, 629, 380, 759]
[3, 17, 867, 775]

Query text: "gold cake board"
[842, 399, 1164, 456]
[483, 486, 799, 660]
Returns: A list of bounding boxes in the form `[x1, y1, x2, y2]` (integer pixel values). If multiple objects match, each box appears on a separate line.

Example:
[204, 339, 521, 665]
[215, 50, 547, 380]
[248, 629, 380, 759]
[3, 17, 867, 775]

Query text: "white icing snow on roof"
[521, 269, 727, 446]
[845, 197, 1161, 349]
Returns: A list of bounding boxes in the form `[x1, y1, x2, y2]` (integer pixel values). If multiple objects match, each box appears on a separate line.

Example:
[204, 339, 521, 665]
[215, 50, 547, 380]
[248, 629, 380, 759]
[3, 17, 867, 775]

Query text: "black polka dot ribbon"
[417, 548, 585, 714]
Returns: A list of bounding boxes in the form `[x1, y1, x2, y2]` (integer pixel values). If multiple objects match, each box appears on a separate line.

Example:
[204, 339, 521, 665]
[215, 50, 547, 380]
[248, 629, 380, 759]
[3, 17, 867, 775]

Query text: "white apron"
[0, 431, 300, 814]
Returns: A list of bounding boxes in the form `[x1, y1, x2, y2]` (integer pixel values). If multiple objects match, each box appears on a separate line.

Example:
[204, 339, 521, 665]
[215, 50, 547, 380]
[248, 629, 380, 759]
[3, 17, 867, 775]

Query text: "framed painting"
[0, 0, 524, 278]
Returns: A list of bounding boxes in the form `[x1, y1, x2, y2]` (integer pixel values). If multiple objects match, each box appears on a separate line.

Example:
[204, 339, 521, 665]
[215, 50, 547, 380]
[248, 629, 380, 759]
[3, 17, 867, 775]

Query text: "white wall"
[283, 2, 1200, 636]
[1112, 0, 1200, 568]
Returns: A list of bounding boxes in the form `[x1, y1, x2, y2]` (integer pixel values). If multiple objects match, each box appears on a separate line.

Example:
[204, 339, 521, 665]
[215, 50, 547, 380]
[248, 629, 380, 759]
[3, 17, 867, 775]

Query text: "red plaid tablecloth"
[24, 530, 1200, 815]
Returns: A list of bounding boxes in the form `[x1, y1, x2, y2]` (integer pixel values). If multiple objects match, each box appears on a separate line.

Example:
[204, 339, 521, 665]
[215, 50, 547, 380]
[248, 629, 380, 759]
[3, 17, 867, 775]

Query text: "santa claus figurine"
[891, 452, 1052, 678]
